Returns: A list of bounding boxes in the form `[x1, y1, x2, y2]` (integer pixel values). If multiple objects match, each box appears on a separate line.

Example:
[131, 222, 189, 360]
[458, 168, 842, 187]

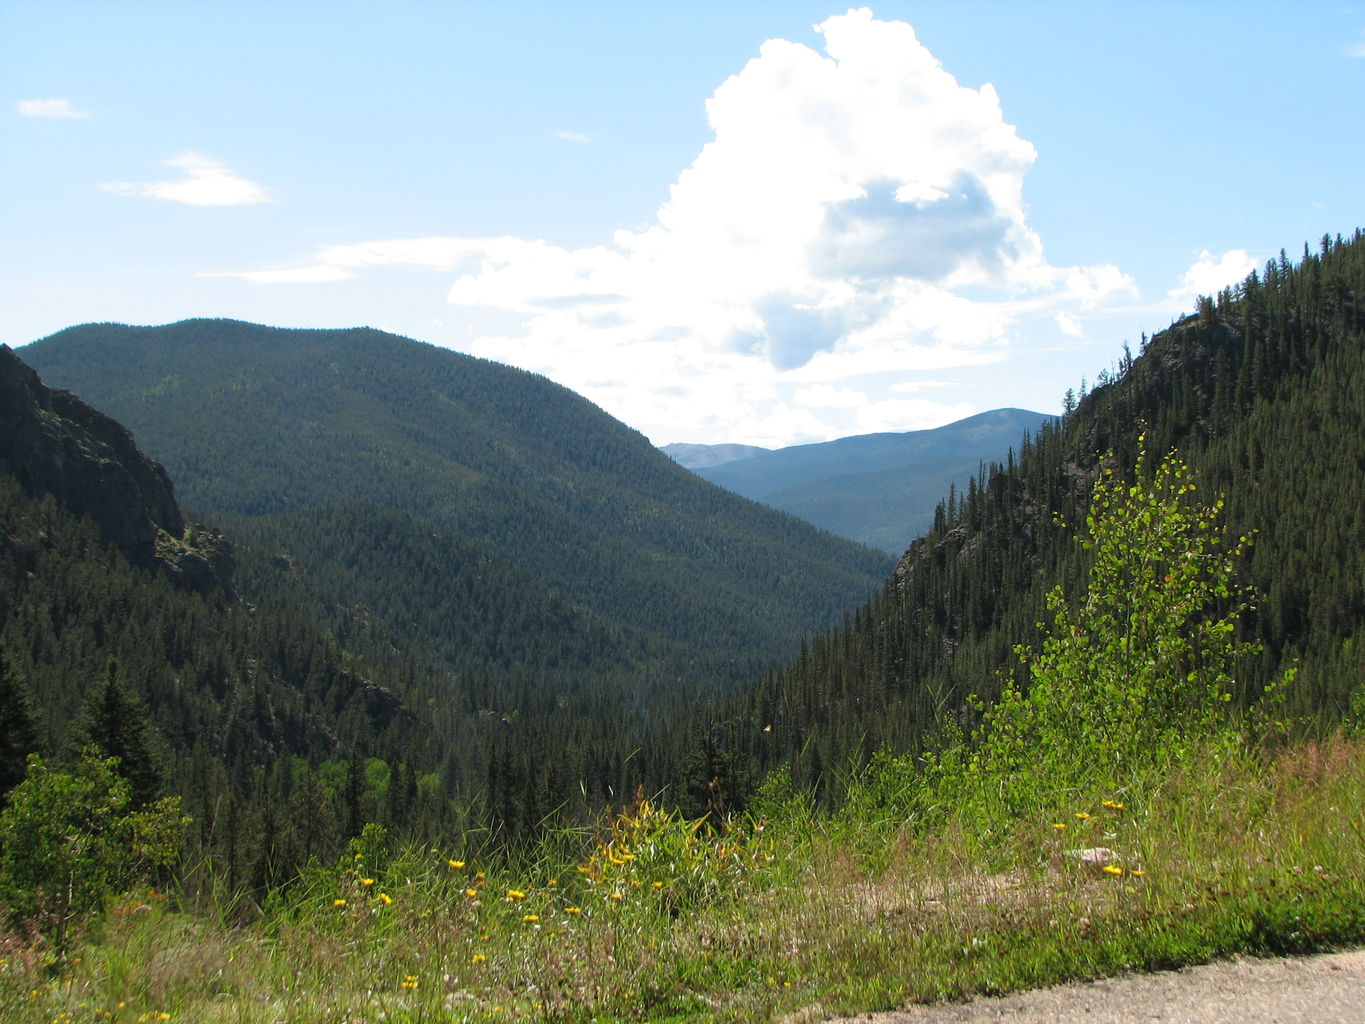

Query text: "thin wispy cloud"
[17, 98, 87, 118]
[1345, 30, 1365, 58]
[101, 152, 271, 206]
[556, 130, 590, 143]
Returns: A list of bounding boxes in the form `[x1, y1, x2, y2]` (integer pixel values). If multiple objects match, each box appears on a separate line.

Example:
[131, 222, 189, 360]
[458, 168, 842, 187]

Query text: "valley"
[2, 231, 1364, 1022]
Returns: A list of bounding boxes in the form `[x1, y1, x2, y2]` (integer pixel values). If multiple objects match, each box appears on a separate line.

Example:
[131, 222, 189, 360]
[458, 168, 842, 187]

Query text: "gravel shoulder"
[820, 949, 1365, 1024]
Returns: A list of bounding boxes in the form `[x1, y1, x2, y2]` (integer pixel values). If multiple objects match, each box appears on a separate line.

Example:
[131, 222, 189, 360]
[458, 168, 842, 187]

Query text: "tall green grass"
[4, 736, 1363, 1024]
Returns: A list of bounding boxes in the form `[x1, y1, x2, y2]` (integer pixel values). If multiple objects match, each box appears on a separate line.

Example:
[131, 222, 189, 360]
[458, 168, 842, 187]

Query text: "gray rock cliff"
[0, 344, 233, 598]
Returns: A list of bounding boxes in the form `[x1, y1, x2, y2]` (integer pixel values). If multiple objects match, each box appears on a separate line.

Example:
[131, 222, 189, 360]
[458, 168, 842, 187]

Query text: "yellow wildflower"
[378, 892, 393, 905]
[522, 914, 540, 923]
[507, 889, 526, 901]
[465, 888, 479, 898]
[400, 975, 419, 990]
[652, 881, 664, 889]
[1102, 800, 1125, 810]
[1074, 812, 1091, 820]
[360, 877, 375, 886]
[564, 906, 582, 915]
[471, 953, 487, 964]
[448, 859, 466, 869]
[1102, 865, 1124, 876]
[1051, 823, 1067, 830]
[333, 899, 347, 907]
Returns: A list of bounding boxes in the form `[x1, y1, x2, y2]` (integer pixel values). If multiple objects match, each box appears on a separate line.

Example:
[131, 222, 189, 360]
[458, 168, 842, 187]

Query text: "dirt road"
[822, 949, 1365, 1023]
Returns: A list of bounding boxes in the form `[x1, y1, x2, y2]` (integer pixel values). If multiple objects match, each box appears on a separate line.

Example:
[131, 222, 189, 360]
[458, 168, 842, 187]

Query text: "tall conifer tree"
[83, 658, 164, 807]
[0, 648, 39, 801]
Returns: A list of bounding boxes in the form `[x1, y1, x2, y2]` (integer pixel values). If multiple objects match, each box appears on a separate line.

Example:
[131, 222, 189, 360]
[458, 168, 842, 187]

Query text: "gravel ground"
[821, 949, 1365, 1023]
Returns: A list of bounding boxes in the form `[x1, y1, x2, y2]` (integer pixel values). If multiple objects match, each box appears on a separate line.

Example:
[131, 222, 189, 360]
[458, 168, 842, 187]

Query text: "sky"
[4, 3, 1363, 448]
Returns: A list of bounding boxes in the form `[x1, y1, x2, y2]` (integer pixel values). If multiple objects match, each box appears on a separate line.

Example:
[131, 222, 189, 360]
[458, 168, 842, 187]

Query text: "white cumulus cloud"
[17, 98, 87, 118]
[213, 8, 1138, 444]
[1168, 249, 1257, 305]
[101, 152, 271, 206]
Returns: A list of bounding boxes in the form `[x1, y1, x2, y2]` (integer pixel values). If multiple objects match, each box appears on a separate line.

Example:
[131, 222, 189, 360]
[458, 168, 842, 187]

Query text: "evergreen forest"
[689, 231, 1365, 804]
[1, 230, 1363, 1022]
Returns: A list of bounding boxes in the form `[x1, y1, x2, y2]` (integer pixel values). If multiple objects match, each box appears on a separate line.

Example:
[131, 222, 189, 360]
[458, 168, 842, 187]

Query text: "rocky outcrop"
[0, 344, 233, 598]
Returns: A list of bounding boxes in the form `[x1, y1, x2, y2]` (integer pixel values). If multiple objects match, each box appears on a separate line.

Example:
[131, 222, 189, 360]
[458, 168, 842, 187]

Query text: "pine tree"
[0, 648, 39, 802]
[82, 658, 164, 807]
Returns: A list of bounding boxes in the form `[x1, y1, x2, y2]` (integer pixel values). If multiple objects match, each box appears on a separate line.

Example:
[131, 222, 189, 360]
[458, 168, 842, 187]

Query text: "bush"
[0, 748, 188, 942]
[943, 443, 1265, 820]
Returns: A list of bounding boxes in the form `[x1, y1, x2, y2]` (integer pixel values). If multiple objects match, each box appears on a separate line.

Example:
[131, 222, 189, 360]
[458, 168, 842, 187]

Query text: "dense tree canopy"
[2, 230, 1362, 888]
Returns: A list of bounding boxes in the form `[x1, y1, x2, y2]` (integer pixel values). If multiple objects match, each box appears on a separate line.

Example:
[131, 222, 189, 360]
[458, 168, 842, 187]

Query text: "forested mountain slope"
[687, 231, 1365, 804]
[0, 358, 430, 889]
[18, 320, 892, 831]
[680, 408, 1053, 553]
[22, 320, 889, 672]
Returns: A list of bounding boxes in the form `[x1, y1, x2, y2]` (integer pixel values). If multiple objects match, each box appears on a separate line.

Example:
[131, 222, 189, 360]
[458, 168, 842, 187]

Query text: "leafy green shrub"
[942, 443, 1266, 821]
[0, 748, 188, 942]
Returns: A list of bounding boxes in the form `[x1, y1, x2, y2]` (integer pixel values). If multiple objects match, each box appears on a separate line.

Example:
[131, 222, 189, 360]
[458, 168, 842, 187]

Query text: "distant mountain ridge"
[662, 442, 771, 470]
[671, 409, 1054, 553]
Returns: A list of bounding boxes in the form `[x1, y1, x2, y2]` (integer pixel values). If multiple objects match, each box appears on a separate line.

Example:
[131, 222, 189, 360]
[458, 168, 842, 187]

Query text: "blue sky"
[4, 2, 1362, 447]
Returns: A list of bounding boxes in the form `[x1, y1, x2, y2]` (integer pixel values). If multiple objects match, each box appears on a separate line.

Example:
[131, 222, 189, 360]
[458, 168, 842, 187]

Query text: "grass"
[3, 734, 1363, 1024]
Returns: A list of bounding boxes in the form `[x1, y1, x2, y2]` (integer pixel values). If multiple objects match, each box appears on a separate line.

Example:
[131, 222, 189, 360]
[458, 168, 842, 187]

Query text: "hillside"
[0, 351, 438, 889]
[683, 232, 1365, 803]
[677, 409, 1053, 553]
[5, 238, 1365, 1024]
[19, 320, 892, 828]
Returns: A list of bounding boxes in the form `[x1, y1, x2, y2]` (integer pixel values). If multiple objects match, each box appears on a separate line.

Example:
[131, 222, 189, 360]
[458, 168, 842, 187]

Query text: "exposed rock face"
[0, 344, 233, 597]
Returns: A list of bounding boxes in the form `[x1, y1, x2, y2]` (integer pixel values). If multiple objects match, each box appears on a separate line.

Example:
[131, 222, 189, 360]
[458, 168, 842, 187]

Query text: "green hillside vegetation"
[688, 408, 1054, 553]
[20, 320, 892, 834]
[6, 423, 1364, 1023]
[22, 320, 889, 664]
[0, 478, 429, 892]
[2, 232, 1364, 1022]
[695, 231, 1365, 803]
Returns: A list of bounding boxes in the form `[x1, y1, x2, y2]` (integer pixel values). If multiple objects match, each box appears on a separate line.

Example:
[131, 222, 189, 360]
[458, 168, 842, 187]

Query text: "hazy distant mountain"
[661, 442, 772, 469]
[680, 409, 1054, 553]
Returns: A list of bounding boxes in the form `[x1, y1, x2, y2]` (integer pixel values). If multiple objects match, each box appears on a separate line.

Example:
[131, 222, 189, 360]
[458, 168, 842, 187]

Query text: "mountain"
[0, 346, 435, 887]
[680, 231, 1365, 804]
[675, 409, 1054, 553]
[662, 442, 772, 470]
[19, 319, 893, 828]
[0, 344, 232, 596]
